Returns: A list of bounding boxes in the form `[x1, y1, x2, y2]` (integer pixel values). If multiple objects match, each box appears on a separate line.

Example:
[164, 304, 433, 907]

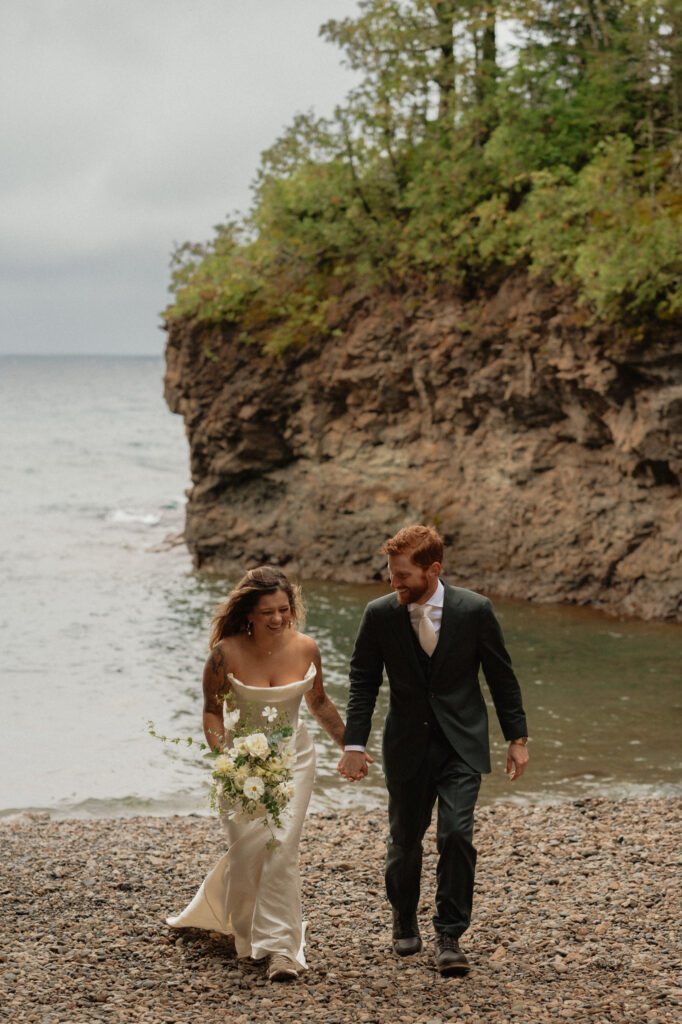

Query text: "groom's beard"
[395, 577, 430, 605]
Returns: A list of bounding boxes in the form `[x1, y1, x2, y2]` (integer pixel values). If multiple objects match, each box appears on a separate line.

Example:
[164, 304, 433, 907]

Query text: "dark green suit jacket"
[344, 583, 528, 780]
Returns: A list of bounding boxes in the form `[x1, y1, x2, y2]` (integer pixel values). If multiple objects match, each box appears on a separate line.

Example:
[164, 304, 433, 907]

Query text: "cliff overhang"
[164, 273, 682, 622]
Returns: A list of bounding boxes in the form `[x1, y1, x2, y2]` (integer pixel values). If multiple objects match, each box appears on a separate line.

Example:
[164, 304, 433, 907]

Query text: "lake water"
[0, 356, 680, 818]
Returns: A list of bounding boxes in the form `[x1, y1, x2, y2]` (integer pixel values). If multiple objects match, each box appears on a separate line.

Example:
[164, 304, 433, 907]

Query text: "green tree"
[166, 0, 682, 344]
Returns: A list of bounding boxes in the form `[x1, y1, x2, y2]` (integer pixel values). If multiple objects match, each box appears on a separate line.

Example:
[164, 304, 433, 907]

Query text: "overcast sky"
[0, 1, 361, 355]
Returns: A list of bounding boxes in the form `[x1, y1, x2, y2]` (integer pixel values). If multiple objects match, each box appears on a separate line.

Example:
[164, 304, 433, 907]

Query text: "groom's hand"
[506, 741, 529, 782]
[337, 750, 372, 781]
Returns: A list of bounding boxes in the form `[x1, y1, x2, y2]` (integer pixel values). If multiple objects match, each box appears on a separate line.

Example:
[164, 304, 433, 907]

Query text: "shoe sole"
[268, 969, 298, 981]
[437, 962, 470, 976]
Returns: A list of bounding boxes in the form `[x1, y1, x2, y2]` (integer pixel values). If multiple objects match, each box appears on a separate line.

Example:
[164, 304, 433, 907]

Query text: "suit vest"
[408, 624, 449, 745]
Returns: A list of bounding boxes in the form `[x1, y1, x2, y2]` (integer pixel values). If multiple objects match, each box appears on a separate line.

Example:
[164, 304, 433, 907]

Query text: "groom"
[337, 525, 529, 975]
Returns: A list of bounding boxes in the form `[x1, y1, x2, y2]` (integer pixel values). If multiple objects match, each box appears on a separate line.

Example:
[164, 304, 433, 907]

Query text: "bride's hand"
[337, 749, 371, 781]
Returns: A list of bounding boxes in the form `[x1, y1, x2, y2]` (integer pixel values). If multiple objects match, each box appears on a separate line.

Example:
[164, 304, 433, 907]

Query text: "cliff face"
[164, 274, 682, 622]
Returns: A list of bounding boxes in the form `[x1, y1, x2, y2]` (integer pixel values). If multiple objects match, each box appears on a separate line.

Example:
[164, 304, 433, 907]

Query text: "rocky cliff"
[164, 273, 682, 621]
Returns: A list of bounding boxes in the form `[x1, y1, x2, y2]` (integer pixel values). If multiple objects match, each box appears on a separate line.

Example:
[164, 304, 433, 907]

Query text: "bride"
[166, 566, 368, 981]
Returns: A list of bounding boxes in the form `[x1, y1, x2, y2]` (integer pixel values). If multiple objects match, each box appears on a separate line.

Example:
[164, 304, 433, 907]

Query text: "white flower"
[243, 776, 265, 800]
[233, 736, 250, 756]
[262, 705, 278, 723]
[224, 708, 241, 730]
[244, 732, 270, 758]
[280, 741, 296, 769]
[232, 765, 249, 790]
[213, 753, 235, 775]
[277, 780, 295, 800]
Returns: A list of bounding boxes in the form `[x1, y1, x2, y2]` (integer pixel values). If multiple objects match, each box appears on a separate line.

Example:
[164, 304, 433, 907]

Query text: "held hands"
[506, 741, 529, 782]
[339, 743, 528, 782]
[337, 749, 374, 782]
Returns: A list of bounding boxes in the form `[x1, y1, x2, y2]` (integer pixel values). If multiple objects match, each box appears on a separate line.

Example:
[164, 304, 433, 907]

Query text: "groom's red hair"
[381, 525, 443, 568]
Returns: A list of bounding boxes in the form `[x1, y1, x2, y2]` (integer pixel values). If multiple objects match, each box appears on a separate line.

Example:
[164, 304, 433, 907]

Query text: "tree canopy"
[167, 1, 682, 352]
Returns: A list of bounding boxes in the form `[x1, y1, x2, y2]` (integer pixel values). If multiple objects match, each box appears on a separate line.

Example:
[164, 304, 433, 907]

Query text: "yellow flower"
[214, 753, 235, 775]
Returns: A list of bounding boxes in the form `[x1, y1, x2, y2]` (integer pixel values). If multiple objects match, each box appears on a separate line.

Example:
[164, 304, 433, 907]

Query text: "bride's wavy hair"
[208, 566, 304, 649]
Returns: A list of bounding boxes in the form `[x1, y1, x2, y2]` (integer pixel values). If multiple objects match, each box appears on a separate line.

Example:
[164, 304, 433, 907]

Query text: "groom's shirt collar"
[408, 578, 444, 611]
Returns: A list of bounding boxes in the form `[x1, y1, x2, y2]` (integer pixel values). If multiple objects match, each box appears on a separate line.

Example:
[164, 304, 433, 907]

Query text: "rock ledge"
[165, 276, 682, 621]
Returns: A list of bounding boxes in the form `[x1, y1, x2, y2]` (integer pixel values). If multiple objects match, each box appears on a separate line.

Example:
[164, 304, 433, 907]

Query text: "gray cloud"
[0, 0, 359, 353]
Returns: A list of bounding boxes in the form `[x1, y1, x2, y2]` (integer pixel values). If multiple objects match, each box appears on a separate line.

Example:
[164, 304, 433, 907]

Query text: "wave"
[106, 509, 162, 526]
[0, 791, 211, 820]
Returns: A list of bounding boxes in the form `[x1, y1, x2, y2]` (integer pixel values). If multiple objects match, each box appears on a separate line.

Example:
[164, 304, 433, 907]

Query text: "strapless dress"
[166, 662, 316, 967]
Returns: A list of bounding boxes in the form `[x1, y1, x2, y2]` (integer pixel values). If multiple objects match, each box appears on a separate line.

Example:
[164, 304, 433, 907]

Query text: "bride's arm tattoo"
[203, 646, 230, 750]
[207, 646, 230, 706]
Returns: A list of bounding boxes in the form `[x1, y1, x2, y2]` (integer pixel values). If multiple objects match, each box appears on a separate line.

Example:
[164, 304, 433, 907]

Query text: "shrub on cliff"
[166, 0, 682, 349]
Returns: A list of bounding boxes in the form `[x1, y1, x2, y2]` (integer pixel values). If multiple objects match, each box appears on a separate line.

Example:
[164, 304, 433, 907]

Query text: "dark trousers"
[385, 730, 481, 937]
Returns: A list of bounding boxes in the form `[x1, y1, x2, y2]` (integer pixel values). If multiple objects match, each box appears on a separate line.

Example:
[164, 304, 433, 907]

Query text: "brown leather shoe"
[434, 932, 470, 975]
[392, 910, 422, 956]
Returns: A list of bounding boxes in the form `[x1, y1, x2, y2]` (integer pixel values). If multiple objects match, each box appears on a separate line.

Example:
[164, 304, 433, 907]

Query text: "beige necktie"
[417, 605, 437, 656]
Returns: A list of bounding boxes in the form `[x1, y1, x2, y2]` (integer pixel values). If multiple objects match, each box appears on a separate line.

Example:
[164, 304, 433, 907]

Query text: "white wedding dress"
[166, 662, 316, 969]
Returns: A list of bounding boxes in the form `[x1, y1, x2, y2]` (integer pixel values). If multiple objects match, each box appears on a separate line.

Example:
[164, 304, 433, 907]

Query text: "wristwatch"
[511, 736, 528, 745]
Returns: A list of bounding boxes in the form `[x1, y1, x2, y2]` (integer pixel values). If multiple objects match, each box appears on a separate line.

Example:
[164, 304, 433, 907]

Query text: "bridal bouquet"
[208, 703, 295, 846]
[148, 701, 295, 848]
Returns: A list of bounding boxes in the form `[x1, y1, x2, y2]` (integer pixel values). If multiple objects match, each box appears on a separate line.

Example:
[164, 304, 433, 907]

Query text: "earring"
[247, 621, 254, 637]
[288, 620, 292, 629]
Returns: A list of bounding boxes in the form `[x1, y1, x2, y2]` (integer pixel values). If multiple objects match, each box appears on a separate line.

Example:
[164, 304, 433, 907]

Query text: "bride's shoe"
[267, 953, 298, 981]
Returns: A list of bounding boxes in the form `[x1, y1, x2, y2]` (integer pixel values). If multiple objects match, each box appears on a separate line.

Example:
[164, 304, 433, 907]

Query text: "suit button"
[423, 721, 429, 727]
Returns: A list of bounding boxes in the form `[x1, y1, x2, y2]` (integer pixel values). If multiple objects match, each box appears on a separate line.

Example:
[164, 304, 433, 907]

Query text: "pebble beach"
[2, 797, 680, 1024]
